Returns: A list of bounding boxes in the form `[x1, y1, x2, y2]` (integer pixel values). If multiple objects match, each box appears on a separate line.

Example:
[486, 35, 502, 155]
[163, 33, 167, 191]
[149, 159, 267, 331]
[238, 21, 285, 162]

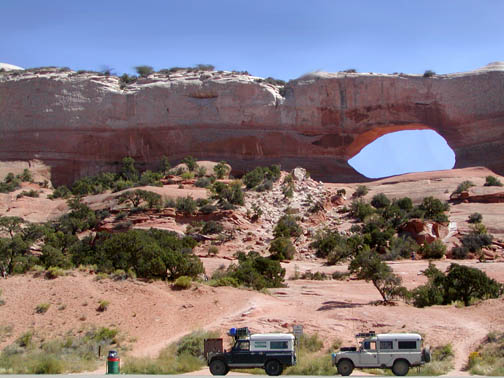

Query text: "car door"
[230, 340, 251, 365]
[359, 341, 378, 367]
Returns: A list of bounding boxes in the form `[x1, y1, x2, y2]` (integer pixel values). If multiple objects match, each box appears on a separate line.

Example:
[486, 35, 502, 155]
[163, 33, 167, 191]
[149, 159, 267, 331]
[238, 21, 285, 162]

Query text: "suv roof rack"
[355, 331, 376, 338]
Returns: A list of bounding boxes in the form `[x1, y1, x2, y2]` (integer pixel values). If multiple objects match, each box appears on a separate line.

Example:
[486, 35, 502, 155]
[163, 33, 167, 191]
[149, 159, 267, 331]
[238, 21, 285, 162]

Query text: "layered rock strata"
[1, 63, 503, 185]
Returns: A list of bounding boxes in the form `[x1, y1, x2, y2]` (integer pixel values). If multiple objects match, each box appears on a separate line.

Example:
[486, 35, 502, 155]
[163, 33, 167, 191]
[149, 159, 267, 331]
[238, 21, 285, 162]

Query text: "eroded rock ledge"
[1, 63, 503, 185]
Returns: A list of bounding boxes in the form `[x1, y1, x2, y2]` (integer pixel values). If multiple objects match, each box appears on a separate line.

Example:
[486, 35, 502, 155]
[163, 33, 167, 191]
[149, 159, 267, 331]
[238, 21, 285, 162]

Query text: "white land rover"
[332, 332, 431, 376]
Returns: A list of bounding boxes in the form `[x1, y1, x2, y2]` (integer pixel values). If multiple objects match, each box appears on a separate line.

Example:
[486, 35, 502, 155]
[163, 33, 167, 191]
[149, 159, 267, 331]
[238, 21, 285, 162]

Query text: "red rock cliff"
[1, 63, 503, 185]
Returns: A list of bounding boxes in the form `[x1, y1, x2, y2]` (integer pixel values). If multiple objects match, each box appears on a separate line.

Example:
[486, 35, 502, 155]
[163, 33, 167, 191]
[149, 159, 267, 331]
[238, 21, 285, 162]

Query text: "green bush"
[451, 246, 469, 260]
[269, 237, 296, 260]
[412, 263, 503, 307]
[273, 215, 302, 238]
[350, 199, 375, 221]
[418, 196, 450, 222]
[96, 300, 110, 312]
[213, 161, 229, 179]
[353, 185, 369, 197]
[484, 175, 503, 187]
[182, 156, 198, 172]
[468, 212, 483, 223]
[371, 193, 390, 209]
[201, 221, 223, 235]
[383, 236, 419, 260]
[71, 229, 202, 280]
[242, 165, 281, 189]
[173, 276, 192, 290]
[461, 231, 492, 252]
[423, 70, 436, 77]
[225, 251, 285, 290]
[208, 246, 219, 255]
[176, 196, 197, 215]
[212, 181, 244, 206]
[135, 65, 154, 77]
[469, 332, 504, 376]
[298, 333, 323, 353]
[35, 303, 50, 314]
[454, 180, 475, 194]
[48, 185, 71, 199]
[419, 240, 446, 259]
[195, 177, 212, 188]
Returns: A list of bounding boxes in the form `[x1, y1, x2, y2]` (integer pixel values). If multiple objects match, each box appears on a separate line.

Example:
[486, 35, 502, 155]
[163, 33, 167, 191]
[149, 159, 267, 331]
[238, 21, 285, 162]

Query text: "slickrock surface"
[1, 63, 504, 186]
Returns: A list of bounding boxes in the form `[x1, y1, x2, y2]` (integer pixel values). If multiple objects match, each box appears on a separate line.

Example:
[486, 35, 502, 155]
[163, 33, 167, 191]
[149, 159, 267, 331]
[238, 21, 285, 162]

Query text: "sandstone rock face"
[1, 63, 504, 186]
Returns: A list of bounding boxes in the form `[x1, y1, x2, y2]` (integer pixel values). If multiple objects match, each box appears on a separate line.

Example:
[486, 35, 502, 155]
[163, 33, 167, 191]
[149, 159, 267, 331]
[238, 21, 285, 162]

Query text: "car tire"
[337, 359, 354, 376]
[392, 359, 409, 376]
[422, 346, 431, 363]
[209, 359, 228, 376]
[265, 360, 283, 376]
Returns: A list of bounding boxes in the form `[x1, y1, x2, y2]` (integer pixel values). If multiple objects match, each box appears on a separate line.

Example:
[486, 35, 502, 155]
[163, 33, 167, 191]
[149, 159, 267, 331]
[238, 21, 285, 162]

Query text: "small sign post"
[292, 325, 304, 338]
[292, 325, 303, 359]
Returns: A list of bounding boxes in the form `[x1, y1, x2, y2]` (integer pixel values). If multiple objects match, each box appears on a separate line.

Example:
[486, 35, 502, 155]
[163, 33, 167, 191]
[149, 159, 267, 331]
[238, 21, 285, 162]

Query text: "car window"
[398, 341, 417, 349]
[254, 341, 267, 349]
[380, 341, 393, 350]
[270, 341, 288, 349]
[235, 341, 250, 351]
[363, 341, 376, 350]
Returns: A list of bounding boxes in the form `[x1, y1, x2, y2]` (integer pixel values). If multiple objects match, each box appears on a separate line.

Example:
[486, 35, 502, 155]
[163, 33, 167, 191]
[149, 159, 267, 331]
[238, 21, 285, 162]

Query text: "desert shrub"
[124, 330, 217, 374]
[201, 221, 223, 235]
[350, 199, 375, 221]
[70, 229, 202, 280]
[454, 180, 475, 194]
[211, 181, 244, 206]
[226, 251, 285, 290]
[16, 189, 39, 199]
[44, 266, 67, 279]
[208, 276, 240, 287]
[208, 246, 219, 255]
[269, 237, 296, 260]
[418, 196, 450, 222]
[96, 300, 109, 312]
[213, 161, 229, 179]
[451, 246, 469, 260]
[0, 172, 21, 193]
[118, 189, 162, 208]
[273, 215, 302, 238]
[135, 65, 154, 77]
[419, 240, 446, 259]
[48, 185, 71, 199]
[468, 212, 483, 224]
[412, 262, 503, 307]
[394, 197, 413, 211]
[484, 175, 503, 187]
[353, 185, 369, 197]
[423, 70, 436, 77]
[256, 179, 274, 192]
[469, 332, 504, 376]
[176, 196, 197, 215]
[58, 198, 98, 234]
[199, 204, 217, 214]
[383, 236, 419, 260]
[242, 165, 281, 189]
[195, 177, 211, 188]
[35, 303, 50, 314]
[182, 156, 198, 172]
[461, 231, 492, 252]
[285, 352, 336, 375]
[139, 170, 163, 186]
[180, 171, 194, 180]
[300, 271, 328, 280]
[349, 247, 407, 303]
[298, 333, 324, 353]
[173, 276, 192, 290]
[331, 271, 350, 280]
[371, 193, 390, 209]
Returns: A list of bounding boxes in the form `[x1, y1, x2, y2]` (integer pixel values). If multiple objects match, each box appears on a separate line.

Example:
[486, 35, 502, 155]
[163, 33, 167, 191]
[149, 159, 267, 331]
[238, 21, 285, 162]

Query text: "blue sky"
[2, 0, 502, 178]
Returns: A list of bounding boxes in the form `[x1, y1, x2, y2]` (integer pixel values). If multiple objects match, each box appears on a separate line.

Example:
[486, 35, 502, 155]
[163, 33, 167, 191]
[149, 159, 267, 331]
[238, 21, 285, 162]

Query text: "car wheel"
[422, 346, 431, 363]
[209, 359, 228, 376]
[392, 359, 409, 376]
[337, 359, 354, 376]
[265, 360, 283, 376]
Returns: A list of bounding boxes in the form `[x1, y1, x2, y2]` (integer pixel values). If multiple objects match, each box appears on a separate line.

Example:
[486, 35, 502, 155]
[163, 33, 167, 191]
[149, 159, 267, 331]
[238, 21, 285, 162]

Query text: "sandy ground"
[1, 167, 504, 376]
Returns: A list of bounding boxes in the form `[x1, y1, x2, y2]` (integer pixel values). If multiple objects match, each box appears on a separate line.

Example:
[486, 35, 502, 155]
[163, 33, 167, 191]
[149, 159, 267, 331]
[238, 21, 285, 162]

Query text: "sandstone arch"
[0, 64, 503, 185]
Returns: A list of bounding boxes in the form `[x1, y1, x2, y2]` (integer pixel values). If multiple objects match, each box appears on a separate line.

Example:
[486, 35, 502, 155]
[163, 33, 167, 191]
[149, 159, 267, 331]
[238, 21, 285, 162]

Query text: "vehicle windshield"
[234, 341, 250, 351]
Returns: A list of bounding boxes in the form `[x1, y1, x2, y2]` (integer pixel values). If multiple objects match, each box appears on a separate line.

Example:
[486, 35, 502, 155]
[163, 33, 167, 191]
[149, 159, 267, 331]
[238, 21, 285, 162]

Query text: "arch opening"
[348, 129, 455, 179]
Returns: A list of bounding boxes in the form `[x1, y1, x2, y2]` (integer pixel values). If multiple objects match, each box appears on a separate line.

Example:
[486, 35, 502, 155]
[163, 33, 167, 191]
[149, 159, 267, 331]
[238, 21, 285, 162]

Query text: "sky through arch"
[348, 130, 455, 179]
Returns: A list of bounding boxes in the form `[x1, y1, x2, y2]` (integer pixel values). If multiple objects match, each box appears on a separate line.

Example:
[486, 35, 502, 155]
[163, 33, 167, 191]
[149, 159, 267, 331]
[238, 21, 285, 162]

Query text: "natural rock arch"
[0, 63, 503, 185]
